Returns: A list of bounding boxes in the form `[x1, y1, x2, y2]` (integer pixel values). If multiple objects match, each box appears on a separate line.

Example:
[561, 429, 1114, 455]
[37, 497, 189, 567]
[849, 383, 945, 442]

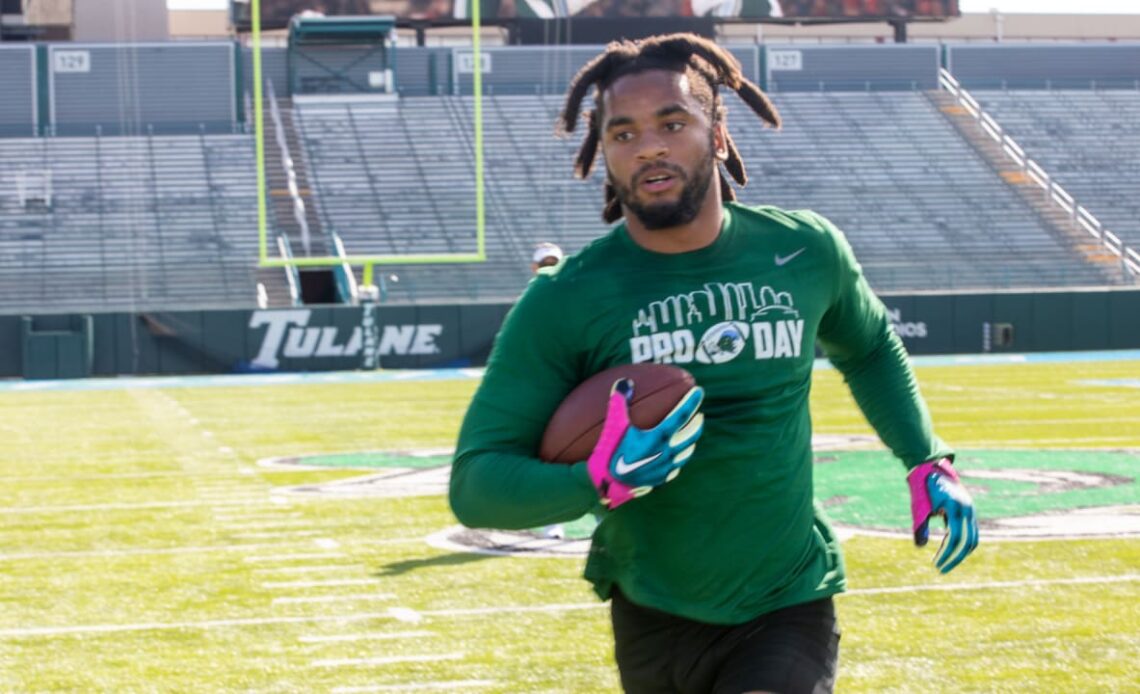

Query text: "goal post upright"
[252, 0, 269, 267]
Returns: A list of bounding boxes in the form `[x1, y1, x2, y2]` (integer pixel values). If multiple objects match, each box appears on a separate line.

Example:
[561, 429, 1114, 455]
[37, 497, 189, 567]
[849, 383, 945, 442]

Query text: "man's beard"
[610, 148, 717, 231]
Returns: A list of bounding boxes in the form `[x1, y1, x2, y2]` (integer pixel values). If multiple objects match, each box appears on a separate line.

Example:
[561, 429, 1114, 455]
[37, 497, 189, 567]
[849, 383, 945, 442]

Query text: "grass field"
[1, 355, 1138, 693]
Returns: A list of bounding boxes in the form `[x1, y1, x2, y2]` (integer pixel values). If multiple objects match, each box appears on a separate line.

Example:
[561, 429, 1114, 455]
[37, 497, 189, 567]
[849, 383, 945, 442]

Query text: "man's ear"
[713, 123, 729, 162]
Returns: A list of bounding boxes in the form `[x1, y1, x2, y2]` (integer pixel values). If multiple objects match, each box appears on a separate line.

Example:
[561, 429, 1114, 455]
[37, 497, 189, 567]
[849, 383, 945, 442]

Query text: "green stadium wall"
[2, 289, 1138, 378]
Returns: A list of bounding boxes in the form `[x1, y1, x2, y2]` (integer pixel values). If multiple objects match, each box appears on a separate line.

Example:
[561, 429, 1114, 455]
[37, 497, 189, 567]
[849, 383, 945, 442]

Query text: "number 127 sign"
[768, 50, 803, 72]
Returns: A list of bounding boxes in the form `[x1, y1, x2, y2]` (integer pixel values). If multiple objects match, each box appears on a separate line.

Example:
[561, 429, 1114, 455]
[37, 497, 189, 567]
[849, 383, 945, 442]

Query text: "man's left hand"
[908, 458, 979, 574]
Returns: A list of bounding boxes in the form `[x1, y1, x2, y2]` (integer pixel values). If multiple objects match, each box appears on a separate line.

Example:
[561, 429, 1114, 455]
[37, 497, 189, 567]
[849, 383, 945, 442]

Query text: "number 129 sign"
[53, 51, 91, 74]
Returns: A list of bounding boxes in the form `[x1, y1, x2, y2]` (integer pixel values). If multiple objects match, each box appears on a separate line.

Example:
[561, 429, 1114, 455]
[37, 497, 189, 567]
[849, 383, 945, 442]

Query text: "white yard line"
[214, 508, 303, 515]
[243, 553, 346, 563]
[0, 493, 411, 515]
[197, 496, 269, 503]
[413, 574, 1140, 616]
[7, 574, 1135, 639]
[844, 574, 1140, 596]
[298, 630, 433, 643]
[0, 612, 409, 638]
[961, 437, 1140, 446]
[272, 594, 395, 605]
[221, 520, 315, 530]
[233, 530, 327, 540]
[264, 579, 380, 589]
[332, 681, 494, 693]
[386, 608, 423, 623]
[197, 494, 266, 501]
[0, 471, 249, 482]
[0, 542, 297, 561]
[251, 564, 362, 575]
[214, 505, 300, 517]
[355, 538, 431, 546]
[418, 602, 610, 618]
[944, 419, 1140, 432]
[0, 499, 280, 514]
[311, 653, 462, 668]
[214, 512, 302, 521]
[1, 535, 362, 561]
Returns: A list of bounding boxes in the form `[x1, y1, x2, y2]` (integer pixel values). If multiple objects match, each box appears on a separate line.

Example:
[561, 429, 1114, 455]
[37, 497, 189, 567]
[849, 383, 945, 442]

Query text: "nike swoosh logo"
[614, 453, 660, 476]
[774, 248, 806, 266]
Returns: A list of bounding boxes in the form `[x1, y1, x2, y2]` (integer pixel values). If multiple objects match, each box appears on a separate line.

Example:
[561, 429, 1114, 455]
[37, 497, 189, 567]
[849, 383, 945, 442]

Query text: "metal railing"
[330, 231, 358, 305]
[938, 68, 1140, 279]
[197, 125, 232, 298]
[276, 233, 302, 306]
[267, 79, 313, 255]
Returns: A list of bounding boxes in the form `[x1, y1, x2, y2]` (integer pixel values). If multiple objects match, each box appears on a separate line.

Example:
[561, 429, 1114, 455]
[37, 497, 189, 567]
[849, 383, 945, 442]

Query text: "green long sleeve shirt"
[450, 203, 951, 625]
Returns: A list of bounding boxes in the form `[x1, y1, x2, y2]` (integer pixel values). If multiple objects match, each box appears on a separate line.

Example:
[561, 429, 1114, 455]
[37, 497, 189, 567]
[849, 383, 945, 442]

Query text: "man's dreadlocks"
[558, 33, 781, 223]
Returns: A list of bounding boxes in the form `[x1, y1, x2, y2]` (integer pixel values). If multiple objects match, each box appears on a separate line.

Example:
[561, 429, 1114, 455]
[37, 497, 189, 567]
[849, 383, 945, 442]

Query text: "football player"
[450, 33, 977, 693]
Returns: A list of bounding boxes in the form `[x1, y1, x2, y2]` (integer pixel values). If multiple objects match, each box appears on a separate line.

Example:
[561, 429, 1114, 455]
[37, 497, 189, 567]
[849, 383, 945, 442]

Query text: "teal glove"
[587, 378, 704, 509]
[908, 458, 979, 574]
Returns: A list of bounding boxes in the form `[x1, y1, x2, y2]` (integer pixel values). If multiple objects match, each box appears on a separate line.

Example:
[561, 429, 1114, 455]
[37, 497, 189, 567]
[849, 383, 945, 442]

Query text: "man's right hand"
[587, 378, 704, 510]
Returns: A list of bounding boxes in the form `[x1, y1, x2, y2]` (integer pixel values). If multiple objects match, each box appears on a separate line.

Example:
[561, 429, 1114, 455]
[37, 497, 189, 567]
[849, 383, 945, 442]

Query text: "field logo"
[815, 449, 1138, 539]
[262, 445, 1139, 557]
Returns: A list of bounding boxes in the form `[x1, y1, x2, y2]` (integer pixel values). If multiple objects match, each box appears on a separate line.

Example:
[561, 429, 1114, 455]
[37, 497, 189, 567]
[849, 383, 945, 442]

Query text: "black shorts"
[610, 588, 840, 694]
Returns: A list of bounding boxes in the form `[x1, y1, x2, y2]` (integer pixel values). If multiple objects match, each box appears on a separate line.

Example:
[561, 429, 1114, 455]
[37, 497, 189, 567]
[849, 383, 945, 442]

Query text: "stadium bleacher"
[728, 91, 1114, 290]
[972, 89, 1140, 249]
[2, 41, 1137, 311]
[0, 134, 259, 313]
[296, 90, 1116, 303]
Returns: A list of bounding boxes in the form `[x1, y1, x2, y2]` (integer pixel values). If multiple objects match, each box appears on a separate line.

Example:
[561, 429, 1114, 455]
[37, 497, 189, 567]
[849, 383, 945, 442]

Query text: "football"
[538, 363, 697, 464]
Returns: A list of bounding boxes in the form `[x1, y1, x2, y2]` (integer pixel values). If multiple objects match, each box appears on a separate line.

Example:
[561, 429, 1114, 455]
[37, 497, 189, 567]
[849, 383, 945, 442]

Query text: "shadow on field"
[374, 552, 498, 576]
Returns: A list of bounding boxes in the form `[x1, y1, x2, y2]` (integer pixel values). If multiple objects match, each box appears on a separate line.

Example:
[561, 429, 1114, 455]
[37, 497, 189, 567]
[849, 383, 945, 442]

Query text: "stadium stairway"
[255, 262, 296, 309]
[928, 90, 1130, 286]
[255, 94, 326, 308]
[264, 95, 327, 257]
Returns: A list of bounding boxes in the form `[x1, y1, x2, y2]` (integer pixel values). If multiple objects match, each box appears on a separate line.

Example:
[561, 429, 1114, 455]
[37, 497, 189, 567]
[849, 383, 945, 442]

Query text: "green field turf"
[1, 357, 1138, 692]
